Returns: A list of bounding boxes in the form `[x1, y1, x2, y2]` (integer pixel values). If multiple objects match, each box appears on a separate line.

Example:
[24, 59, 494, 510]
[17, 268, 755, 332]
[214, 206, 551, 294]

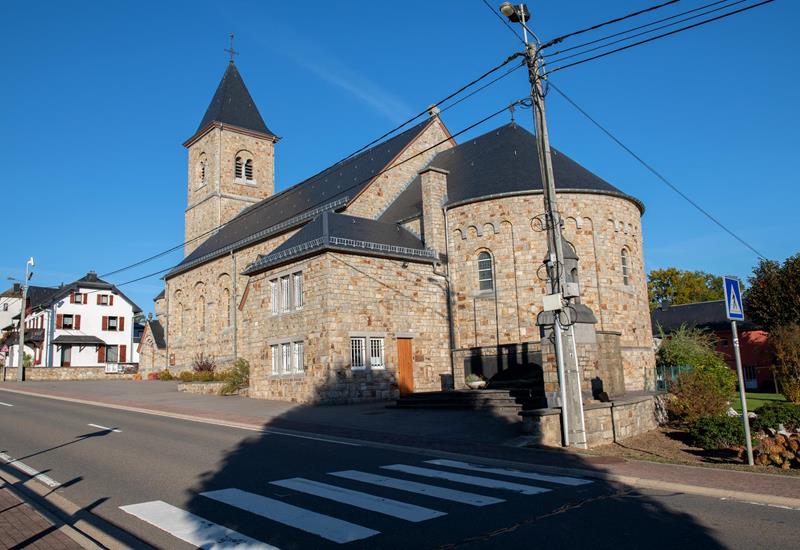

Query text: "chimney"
[419, 166, 449, 257]
[13, 283, 20, 293]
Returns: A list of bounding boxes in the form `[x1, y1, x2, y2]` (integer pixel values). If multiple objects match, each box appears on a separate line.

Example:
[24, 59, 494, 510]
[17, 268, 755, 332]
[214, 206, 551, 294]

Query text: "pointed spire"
[194, 62, 276, 139]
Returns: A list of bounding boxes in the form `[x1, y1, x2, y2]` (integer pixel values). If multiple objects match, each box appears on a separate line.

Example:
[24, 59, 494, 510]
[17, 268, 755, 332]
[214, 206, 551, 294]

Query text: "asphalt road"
[0, 392, 798, 549]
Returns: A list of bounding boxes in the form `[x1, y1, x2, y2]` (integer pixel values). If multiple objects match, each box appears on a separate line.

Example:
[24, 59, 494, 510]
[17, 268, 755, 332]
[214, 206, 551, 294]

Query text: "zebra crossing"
[120, 459, 592, 548]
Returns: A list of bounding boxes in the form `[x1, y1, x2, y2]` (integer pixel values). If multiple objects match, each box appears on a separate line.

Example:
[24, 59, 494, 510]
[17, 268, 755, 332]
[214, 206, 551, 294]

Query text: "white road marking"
[120, 500, 272, 549]
[330, 470, 504, 507]
[381, 464, 550, 495]
[0, 452, 60, 488]
[271, 477, 445, 522]
[262, 429, 361, 447]
[88, 423, 121, 433]
[201, 488, 378, 544]
[0, 401, 13, 407]
[425, 459, 592, 486]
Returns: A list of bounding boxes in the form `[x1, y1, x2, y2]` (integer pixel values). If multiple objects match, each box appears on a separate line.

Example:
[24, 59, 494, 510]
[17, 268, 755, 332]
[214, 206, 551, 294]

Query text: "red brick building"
[652, 300, 775, 391]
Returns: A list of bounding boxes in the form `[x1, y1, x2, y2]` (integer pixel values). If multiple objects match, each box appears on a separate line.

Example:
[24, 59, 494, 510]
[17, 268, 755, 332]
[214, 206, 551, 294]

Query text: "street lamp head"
[499, 2, 530, 23]
[27, 257, 34, 267]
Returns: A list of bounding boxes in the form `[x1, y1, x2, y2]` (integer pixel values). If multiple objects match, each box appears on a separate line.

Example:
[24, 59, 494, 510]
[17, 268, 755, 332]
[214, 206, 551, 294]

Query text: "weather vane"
[225, 33, 239, 62]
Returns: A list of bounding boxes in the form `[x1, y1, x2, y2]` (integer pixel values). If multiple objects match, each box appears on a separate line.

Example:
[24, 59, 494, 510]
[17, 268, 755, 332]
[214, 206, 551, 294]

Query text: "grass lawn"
[732, 392, 786, 412]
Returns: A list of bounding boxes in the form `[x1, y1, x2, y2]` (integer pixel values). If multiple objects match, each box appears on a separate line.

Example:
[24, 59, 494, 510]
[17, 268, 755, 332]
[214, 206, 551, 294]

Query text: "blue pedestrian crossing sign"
[723, 276, 745, 321]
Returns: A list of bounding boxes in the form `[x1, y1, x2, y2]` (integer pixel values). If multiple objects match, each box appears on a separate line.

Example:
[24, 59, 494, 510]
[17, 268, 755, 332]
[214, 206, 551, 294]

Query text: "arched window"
[196, 154, 207, 188]
[244, 159, 254, 182]
[621, 248, 630, 286]
[478, 251, 494, 291]
[222, 287, 231, 327]
[197, 296, 205, 332]
[235, 156, 243, 179]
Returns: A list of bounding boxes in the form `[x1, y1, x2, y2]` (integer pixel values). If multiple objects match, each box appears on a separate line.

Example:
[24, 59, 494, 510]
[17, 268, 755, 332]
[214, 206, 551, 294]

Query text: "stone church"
[139, 60, 655, 404]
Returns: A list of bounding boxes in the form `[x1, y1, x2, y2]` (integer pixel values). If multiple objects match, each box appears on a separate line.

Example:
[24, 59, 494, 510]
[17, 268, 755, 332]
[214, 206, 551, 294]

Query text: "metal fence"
[655, 364, 693, 392]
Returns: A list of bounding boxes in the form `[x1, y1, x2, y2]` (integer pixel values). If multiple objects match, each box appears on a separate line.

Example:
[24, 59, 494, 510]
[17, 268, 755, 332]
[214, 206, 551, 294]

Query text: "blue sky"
[1, 1, 796, 315]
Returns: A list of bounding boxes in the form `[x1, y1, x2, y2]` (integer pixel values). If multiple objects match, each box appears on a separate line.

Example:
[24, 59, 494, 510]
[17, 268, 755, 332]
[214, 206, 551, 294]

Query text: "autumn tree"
[745, 254, 800, 331]
[647, 268, 724, 310]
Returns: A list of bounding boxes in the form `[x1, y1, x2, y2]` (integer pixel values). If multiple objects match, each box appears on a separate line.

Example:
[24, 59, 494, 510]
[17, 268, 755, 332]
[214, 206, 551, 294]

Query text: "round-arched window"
[478, 251, 494, 291]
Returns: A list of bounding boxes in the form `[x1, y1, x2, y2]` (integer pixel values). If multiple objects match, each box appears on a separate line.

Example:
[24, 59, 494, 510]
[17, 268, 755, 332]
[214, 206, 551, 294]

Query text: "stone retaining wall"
[177, 381, 227, 395]
[2, 366, 137, 382]
[520, 393, 658, 448]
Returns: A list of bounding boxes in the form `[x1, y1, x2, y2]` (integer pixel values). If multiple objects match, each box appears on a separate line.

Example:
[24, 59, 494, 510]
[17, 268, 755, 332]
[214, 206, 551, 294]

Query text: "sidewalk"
[0, 482, 83, 549]
[2, 380, 800, 507]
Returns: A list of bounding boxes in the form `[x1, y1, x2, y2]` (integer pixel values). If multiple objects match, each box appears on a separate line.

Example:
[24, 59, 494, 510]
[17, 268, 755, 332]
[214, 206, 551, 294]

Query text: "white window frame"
[271, 344, 279, 374]
[477, 252, 494, 291]
[281, 343, 292, 374]
[99, 294, 109, 305]
[351, 337, 366, 370]
[62, 314, 75, 329]
[621, 248, 630, 286]
[292, 341, 304, 373]
[73, 292, 83, 304]
[270, 280, 279, 315]
[369, 337, 385, 369]
[106, 345, 119, 363]
[281, 276, 290, 312]
[293, 272, 303, 310]
[107, 316, 119, 331]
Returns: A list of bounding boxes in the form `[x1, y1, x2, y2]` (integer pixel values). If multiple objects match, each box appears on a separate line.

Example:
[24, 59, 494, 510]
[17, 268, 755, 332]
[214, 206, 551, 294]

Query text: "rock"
[726, 407, 740, 417]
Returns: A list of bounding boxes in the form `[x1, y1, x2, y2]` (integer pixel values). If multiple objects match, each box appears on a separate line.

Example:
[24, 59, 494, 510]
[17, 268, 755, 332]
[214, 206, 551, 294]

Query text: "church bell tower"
[182, 59, 279, 257]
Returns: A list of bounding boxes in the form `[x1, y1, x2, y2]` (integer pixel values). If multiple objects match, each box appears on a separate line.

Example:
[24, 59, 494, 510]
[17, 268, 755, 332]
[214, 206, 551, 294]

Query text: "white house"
[3, 272, 141, 369]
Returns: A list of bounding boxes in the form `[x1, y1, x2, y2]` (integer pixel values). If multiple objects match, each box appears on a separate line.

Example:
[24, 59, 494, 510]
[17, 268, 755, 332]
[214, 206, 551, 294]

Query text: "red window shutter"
[97, 294, 101, 305]
[120, 344, 127, 363]
[56, 314, 63, 329]
[119, 317, 125, 331]
[70, 293, 74, 304]
[83, 293, 88, 304]
[110, 295, 114, 305]
[102, 316, 108, 331]
[98, 345, 105, 363]
[75, 315, 81, 330]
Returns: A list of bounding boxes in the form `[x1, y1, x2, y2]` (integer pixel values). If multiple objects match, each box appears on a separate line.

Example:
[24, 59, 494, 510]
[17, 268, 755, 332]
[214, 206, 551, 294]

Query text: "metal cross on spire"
[224, 33, 239, 63]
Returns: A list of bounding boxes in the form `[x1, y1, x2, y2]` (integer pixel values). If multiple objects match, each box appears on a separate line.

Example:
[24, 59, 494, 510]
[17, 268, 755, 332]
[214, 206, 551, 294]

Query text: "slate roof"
[243, 212, 434, 274]
[143, 320, 167, 349]
[168, 118, 434, 278]
[193, 62, 275, 139]
[153, 289, 165, 302]
[380, 123, 643, 224]
[651, 300, 761, 334]
[18, 272, 142, 314]
[52, 335, 105, 345]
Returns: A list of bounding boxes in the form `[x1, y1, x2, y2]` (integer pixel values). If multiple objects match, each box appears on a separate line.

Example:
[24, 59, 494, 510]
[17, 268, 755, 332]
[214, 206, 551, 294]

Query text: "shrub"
[146, 372, 159, 381]
[755, 433, 800, 469]
[157, 370, 173, 381]
[178, 371, 194, 382]
[688, 415, 746, 449]
[770, 324, 800, 403]
[23, 353, 32, 368]
[132, 373, 142, 381]
[657, 324, 727, 371]
[219, 359, 250, 395]
[667, 364, 736, 423]
[752, 402, 800, 432]
[192, 353, 216, 374]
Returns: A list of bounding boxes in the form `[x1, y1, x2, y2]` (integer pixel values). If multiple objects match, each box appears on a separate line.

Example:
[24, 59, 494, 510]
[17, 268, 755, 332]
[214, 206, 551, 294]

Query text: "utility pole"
[500, 2, 588, 448]
[16, 257, 34, 382]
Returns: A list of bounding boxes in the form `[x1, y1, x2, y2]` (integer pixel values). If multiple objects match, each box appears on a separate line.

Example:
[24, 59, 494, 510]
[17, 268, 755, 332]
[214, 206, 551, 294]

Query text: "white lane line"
[88, 423, 122, 433]
[381, 464, 550, 495]
[425, 459, 592, 486]
[262, 429, 361, 447]
[271, 477, 445, 522]
[0, 402, 13, 407]
[0, 452, 60, 488]
[120, 500, 273, 549]
[201, 488, 378, 544]
[330, 470, 504, 507]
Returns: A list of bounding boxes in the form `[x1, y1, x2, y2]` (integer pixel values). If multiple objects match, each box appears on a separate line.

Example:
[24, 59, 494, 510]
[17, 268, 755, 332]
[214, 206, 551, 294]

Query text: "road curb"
[3, 385, 800, 511]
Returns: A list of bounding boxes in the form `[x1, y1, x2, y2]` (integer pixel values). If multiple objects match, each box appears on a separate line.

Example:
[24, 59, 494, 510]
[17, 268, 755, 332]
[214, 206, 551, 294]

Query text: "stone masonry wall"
[447, 191, 654, 392]
[2, 367, 136, 381]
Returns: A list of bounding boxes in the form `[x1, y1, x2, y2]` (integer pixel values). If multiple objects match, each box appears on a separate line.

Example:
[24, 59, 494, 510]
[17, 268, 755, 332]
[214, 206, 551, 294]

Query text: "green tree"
[648, 268, 724, 310]
[745, 254, 800, 331]
[768, 324, 800, 403]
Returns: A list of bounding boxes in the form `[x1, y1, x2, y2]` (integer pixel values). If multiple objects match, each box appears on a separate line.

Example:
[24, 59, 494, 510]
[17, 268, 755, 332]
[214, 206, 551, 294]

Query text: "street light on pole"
[16, 257, 34, 382]
[499, 3, 588, 448]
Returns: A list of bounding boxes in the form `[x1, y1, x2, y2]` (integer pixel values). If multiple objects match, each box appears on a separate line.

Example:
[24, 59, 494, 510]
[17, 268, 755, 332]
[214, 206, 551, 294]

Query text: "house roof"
[168, 118, 434, 278]
[243, 211, 434, 274]
[380, 123, 643, 224]
[143, 320, 167, 349]
[52, 335, 105, 345]
[16, 272, 142, 314]
[192, 62, 275, 140]
[651, 300, 761, 334]
[153, 289, 165, 302]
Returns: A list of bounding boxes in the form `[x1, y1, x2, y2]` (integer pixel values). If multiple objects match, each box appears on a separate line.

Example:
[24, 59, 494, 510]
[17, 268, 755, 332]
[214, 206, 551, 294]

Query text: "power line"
[479, 0, 526, 45]
[545, 0, 749, 65]
[541, 0, 681, 49]
[543, 0, 776, 76]
[99, 54, 524, 281]
[547, 80, 768, 260]
[543, 0, 734, 58]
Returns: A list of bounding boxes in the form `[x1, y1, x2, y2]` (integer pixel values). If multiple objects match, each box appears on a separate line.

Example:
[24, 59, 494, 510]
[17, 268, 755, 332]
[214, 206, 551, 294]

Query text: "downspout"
[165, 280, 170, 369]
[434, 204, 456, 383]
[232, 251, 238, 362]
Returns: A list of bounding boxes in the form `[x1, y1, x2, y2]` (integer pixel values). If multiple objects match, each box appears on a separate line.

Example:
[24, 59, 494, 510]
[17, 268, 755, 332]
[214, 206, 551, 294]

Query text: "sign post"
[724, 276, 753, 466]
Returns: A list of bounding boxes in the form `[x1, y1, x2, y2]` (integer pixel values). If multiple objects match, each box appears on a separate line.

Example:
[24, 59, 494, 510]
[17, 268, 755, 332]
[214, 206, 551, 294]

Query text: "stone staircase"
[393, 386, 547, 417]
